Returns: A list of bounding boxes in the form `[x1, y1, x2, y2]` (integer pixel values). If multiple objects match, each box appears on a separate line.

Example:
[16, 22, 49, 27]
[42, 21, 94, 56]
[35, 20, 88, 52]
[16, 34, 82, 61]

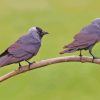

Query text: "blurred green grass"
[0, 0, 100, 100]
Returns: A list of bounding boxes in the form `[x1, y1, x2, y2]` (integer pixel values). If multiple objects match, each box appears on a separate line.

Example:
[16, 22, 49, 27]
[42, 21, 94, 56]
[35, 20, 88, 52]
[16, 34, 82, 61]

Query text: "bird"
[0, 26, 48, 68]
[59, 18, 100, 62]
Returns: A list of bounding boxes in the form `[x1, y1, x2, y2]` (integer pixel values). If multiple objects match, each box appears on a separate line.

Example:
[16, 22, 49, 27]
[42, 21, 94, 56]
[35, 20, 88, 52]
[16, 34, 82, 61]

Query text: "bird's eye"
[36, 27, 42, 33]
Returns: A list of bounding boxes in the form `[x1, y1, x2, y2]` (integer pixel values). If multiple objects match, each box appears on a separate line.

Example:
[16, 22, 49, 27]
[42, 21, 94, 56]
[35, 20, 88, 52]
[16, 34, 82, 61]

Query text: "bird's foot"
[92, 56, 97, 63]
[79, 50, 84, 63]
[80, 56, 83, 63]
[18, 63, 22, 70]
[79, 55, 84, 63]
[25, 60, 36, 70]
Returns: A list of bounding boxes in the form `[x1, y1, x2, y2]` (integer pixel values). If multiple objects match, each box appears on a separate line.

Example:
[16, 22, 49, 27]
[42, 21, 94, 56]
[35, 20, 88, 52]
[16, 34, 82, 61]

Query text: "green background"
[0, 0, 100, 100]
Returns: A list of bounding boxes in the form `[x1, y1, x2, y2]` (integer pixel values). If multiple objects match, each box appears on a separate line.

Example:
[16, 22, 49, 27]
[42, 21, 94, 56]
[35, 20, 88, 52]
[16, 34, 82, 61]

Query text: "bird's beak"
[43, 31, 49, 35]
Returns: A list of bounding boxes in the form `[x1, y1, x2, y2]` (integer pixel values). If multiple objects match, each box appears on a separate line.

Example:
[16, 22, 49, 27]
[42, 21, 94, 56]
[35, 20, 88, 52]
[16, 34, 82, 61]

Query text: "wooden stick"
[0, 56, 100, 82]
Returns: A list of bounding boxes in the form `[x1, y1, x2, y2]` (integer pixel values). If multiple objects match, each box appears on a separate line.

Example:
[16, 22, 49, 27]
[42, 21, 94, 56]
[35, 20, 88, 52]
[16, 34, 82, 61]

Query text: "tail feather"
[59, 48, 78, 54]
[60, 40, 90, 54]
[0, 55, 13, 67]
[63, 41, 78, 49]
[60, 41, 79, 54]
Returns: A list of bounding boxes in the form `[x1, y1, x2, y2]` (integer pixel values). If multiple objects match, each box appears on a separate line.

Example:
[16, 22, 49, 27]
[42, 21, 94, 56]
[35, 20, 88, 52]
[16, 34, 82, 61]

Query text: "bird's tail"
[0, 55, 12, 67]
[59, 47, 78, 54]
[59, 41, 81, 54]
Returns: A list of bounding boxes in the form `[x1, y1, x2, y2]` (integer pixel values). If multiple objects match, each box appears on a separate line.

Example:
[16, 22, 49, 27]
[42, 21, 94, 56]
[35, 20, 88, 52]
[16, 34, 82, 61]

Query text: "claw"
[92, 56, 96, 63]
[89, 49, 96, 63]
[18, 62, 22, 70]
[79, 50, 83, 63]
[25, 60, 35, 69]
[79, 54, 82, 61]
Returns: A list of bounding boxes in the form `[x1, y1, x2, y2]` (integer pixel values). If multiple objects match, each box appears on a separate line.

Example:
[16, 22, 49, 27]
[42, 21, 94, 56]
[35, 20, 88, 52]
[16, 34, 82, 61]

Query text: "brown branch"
[0, 56, 100, 82]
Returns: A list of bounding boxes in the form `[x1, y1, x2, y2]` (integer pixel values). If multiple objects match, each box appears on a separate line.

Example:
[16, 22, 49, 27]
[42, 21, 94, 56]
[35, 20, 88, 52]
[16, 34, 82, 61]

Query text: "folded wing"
[60, 33, 98, 54]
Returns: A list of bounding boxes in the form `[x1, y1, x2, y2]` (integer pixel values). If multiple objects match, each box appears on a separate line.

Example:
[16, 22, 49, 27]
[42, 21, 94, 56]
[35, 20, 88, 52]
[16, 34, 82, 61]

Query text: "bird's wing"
[8, 42, 27, 57]
[0, 42, 28, 58]
[0, 41, 40, 58]
[0, 49, 9, 57]
[0, 33, 41, 58]
[64, 33, 98, 49]
[8, 40, 41, 57]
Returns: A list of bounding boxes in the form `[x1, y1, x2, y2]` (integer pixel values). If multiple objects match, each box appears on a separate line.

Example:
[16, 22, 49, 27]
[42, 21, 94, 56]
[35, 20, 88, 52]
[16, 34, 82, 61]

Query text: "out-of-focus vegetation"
[0, 0, 100, 100]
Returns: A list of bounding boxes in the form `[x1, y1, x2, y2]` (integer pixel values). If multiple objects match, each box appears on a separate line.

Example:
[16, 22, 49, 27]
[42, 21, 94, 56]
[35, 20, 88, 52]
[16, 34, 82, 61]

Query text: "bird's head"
[92, 18, 100, 27]
[28, 27, 48, 39]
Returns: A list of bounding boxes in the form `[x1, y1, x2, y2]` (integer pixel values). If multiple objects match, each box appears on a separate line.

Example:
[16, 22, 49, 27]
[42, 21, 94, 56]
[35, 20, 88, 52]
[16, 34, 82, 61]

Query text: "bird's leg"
[79, 50, 82, 62]
[89, 49, 96, 63]
[18, 62, 22, 69]
[25, 60, 35, 69]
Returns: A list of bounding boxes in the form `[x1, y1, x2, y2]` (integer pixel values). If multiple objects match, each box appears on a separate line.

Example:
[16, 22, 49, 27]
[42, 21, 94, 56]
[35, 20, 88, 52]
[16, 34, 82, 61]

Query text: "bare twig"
[0, 56, 100, 82]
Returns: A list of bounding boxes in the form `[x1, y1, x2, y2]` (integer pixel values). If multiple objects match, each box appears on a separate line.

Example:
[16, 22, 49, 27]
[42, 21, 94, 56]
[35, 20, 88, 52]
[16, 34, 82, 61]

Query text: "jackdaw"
[60, 18, 100, 62]
[0, 26, 48, 68]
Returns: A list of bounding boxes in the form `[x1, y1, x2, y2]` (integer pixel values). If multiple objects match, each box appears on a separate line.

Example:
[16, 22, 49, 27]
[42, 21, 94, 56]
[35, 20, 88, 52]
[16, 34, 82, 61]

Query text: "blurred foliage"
[0, 0, 100, 100]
